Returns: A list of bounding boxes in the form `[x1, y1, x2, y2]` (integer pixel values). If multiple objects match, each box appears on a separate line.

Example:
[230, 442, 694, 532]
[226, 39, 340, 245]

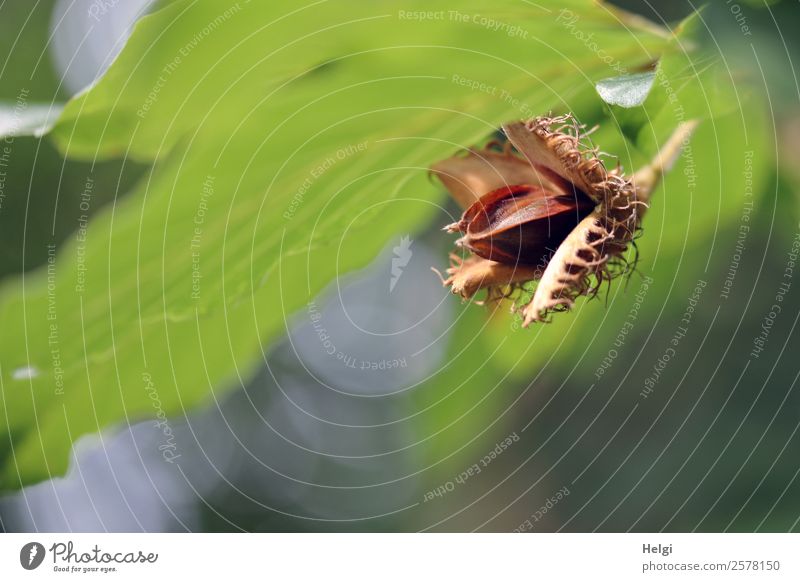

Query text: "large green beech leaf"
[0, 0, 671, 488]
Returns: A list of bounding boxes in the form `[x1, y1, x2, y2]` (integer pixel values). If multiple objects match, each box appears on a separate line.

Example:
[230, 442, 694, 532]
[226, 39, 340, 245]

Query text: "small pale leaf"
[595, 72, 656, 108]
[0, 103, 64, 138]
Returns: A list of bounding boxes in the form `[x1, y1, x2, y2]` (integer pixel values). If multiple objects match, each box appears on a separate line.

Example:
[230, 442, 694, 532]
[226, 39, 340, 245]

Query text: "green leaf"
[595, 72, 656, 108]
[0, 0, 671, 489]
[741, 0, 781, 6]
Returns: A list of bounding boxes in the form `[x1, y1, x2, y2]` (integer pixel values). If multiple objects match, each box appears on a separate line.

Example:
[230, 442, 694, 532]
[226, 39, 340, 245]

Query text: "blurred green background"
[0, 0, 798, 532]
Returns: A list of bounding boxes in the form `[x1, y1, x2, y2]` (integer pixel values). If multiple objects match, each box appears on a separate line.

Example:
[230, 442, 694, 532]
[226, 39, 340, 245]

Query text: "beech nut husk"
[431, 114, 698, 326]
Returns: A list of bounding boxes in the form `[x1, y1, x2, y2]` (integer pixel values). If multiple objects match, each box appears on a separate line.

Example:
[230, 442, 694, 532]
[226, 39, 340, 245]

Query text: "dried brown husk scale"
[433, 114, 694, 325]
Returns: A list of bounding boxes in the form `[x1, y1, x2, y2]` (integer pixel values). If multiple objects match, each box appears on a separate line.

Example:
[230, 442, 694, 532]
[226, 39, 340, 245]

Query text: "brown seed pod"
[445, 184, 596, 266]
[431, 114, 697, 326]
